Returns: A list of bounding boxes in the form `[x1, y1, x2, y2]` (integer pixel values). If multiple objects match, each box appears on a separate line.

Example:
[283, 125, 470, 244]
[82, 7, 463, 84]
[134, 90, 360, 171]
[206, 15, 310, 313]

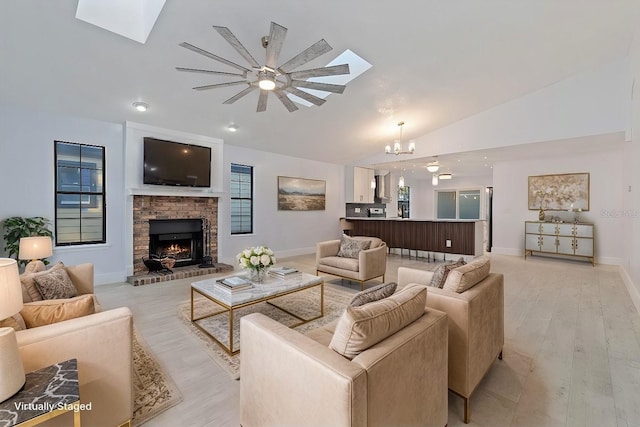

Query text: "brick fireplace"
[132, 195, 218, 276]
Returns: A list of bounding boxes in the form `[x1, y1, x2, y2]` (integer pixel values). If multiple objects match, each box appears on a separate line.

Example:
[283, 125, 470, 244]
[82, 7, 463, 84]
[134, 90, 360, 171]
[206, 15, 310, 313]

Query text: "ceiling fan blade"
[212, 25, 261, 68]
[265, 22, 287, 69]
[257, 90, 269, 112]
[273, 89, 299, 112]
[285, 87, 326, 106]
[193, 81, 249, 91]
[223, 85, 257, 104]
[179, 42, 252, 73]
[278, 39, 332, 73]
[289, 64, 350, 80]
[291, 80, 346, 94]
[176, 67, 246, 77]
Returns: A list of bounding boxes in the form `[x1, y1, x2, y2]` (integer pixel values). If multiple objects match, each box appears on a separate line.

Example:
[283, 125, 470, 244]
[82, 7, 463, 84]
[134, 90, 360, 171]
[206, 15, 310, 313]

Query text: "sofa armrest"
[358, 243, 387, 281]
[397, 266, 434, 287]
[65, 263, 94, 295]
[240, 313, 367, 427]
[17, 307, 133, 427]
[316, 239, 341, 263]
[426, 273, 504, 396]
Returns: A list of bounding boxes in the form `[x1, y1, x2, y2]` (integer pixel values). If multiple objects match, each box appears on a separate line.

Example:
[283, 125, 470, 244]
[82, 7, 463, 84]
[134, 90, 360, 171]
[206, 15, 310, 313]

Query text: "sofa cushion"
[430, 257, 466, 288]
[349, 282, 397, 307]
[337, 235, 372, 258]
[20, 261, 65, 302]
[33, 268, 78, 300]
[329, 284, 427, 359]
[443, 255, 490, 293]
[0, 314, 26, 331]
[20, 294, 95, 328]
[319, 256, 359, 272]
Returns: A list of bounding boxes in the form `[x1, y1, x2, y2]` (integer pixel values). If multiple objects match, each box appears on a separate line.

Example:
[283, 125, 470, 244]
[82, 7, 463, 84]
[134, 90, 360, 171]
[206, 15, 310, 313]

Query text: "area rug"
[132, 329, 183, 426]
[177, 283, 356, 379]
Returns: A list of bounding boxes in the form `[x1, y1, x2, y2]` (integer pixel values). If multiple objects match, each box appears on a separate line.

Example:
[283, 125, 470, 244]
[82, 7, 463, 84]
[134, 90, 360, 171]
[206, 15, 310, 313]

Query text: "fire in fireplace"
[148, 219, 204, 268]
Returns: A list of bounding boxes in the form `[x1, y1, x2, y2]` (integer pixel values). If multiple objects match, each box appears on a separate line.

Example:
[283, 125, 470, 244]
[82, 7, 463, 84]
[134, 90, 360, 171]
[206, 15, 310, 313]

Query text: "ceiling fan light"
[258, 70, 276, 91]
[426, 163, 440, 173]
[432, 174, 438, 186]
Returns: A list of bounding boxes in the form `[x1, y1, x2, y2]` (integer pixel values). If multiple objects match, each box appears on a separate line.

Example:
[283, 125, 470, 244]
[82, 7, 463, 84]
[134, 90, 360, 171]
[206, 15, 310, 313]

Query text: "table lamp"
[0, 258, 26, 402]
[19, 236, 53, 273]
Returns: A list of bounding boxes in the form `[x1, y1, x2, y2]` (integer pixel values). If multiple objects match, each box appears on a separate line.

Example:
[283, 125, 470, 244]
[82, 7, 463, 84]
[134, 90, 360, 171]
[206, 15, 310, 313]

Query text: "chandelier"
[385, 122, 415, 155]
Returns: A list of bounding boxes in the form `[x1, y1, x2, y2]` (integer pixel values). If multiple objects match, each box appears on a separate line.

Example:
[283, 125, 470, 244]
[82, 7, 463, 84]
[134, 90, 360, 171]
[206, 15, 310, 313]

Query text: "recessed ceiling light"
[227, 124, 239, 132]
[133, 101, 149, 112]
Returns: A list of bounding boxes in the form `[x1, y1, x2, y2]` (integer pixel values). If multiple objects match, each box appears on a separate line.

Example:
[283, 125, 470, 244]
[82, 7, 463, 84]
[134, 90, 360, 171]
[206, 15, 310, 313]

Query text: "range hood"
[374, 172, 391, 202]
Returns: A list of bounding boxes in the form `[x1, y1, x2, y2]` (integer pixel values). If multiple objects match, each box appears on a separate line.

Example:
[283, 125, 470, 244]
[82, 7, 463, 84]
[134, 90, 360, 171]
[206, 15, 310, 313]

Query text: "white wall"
[492, 149, 626, 265]
[0, 104, 126, 284]
[219, 145, 345, 265]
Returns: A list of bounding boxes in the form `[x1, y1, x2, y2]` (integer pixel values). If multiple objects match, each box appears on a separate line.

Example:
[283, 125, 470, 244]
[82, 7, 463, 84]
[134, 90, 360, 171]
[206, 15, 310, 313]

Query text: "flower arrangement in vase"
[236, 246, 276, 283]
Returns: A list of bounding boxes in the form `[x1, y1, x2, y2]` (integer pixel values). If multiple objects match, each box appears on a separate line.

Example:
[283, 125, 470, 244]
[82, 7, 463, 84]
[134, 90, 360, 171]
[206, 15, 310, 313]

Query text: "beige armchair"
[14, 263, 133, 427]
[316, 236, 387, 290]
[398, 263, 504, 424]
[240, 306, 449, 427]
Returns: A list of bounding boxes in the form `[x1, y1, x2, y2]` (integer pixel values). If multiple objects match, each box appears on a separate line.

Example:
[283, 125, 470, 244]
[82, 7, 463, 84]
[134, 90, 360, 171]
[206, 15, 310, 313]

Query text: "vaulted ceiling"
[0, 1, 635, 176]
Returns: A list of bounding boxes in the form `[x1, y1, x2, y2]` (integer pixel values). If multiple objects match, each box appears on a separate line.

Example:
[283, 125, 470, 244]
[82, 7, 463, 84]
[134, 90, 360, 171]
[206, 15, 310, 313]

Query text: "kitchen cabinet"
[353, 167, 375, 203]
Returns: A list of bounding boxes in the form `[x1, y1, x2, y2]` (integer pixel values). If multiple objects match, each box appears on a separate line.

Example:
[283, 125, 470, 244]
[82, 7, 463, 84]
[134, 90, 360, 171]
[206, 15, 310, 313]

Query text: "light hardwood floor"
[96, 253, 640, 427]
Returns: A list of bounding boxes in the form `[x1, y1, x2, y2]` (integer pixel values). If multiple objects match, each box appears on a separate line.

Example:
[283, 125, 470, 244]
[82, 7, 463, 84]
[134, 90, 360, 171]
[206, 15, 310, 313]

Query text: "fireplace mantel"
[128, 187, 225, 198]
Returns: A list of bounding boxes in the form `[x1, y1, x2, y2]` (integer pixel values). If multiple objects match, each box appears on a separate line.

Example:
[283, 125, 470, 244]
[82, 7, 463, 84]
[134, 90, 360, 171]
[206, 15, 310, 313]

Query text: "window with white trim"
[436, 189, 482, 220]
[230, 164, 253, 234]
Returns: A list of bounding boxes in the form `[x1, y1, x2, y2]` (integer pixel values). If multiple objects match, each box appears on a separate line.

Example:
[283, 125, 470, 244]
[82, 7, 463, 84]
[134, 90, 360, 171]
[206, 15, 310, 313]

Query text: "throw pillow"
[0, 314, 26, 331]
[20, 295, 95, 328]
[330, 284, 427, 359]
[429, 257, 466, 288]
[348, 282, 397, 307]
[443, 256, 490, 293]
[33, 268, 77, 300]
[20, 261, 65, 302]
[336, 235, 372, 259]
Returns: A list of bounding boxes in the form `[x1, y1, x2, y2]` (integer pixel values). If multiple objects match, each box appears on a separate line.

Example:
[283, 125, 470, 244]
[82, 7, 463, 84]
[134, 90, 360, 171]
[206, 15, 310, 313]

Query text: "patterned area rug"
[132, 329, 183, 426]
[177, 283, 356, 379]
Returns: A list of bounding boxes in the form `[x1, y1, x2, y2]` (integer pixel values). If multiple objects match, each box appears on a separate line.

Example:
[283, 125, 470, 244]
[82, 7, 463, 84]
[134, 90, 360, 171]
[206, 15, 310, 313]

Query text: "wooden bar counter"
[344, 218, 485, 256]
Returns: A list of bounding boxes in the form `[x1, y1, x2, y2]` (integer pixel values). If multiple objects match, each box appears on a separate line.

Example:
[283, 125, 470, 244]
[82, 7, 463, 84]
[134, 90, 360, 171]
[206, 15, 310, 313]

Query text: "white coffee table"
[191, 272, 324, 355]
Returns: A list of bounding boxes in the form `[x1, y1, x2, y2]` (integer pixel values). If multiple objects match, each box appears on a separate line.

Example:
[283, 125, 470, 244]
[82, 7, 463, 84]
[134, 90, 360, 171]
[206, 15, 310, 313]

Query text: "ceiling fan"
[176, 22, 351, 112]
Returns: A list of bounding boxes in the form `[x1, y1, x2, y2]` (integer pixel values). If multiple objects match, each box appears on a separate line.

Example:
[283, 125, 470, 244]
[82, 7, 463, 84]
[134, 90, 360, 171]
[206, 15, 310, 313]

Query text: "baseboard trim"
[619, 266, 640, 315]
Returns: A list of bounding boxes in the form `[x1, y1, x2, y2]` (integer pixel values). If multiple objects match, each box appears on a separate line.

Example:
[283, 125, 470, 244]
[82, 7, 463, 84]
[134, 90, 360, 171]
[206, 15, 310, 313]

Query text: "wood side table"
[0, 358, 81, 427]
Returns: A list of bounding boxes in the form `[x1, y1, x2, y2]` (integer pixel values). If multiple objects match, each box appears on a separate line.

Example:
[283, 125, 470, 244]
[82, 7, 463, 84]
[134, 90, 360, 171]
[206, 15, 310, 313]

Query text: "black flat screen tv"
[143, 137, 211, 187]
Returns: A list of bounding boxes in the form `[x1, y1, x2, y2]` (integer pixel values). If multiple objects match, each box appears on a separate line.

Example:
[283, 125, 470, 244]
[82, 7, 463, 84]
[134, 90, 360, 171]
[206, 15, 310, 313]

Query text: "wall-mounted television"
[143, 137, 211, 188]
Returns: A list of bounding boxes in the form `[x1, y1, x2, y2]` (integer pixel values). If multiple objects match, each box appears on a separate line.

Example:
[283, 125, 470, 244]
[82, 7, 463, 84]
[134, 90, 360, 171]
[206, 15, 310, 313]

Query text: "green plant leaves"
[2, 216, 54, 267]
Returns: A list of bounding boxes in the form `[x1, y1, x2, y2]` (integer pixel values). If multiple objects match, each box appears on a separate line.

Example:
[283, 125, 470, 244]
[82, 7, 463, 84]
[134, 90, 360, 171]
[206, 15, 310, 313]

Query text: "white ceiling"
[0, 1, 635, 177]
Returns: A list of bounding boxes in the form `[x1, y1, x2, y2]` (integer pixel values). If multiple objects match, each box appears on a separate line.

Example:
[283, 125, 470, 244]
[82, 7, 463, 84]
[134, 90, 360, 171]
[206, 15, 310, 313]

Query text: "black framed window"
[55, 141, 106, 245]
[230, 164, 253, 234]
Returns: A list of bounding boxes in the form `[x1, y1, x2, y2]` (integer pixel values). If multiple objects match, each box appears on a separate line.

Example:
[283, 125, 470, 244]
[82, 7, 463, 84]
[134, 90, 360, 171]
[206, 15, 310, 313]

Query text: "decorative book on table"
[216, 276, 253, 292]
[268, 266, 301, 278]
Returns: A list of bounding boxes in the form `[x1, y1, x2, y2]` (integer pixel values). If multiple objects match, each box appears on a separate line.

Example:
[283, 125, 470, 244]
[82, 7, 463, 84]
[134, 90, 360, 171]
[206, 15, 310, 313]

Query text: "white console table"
[524, 221, 594, 265]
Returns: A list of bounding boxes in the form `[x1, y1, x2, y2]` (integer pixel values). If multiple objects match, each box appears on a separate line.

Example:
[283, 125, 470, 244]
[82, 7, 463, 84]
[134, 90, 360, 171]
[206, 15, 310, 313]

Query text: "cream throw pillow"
[443, 255, 490, 293]
[336, 235, 372, 258]
[20, 261, 65, 302]
[20, 295, 95, 328]
[330, 284, 427, 359]
[348, 282, 397, 307]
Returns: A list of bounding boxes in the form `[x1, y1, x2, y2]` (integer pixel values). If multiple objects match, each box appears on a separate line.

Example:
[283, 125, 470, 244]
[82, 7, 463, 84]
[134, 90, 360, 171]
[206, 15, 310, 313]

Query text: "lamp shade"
[0, 327, 25, 402]
[0, 258, 22, 319]
[18, 236, 53, 261]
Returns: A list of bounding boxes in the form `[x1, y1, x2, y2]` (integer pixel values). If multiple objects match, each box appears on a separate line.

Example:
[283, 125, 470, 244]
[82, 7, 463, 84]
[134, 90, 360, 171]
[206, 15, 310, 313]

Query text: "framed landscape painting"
[277, 176, 326, 211]
[528, 172, 590, 211]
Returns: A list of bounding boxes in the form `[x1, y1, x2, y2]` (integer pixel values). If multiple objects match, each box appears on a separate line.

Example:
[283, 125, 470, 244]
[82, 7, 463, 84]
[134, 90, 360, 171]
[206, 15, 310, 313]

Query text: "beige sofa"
[15, 263, 133, 427]
[239, 292, 449, 427]
[316, 236, 387, 290]
[398, 261, 504, 424]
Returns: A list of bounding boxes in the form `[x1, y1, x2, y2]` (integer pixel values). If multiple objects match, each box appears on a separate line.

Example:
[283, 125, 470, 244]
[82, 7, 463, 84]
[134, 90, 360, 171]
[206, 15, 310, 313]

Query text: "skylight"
[287, 49, 372, 107]
[75, 0, 166, 44]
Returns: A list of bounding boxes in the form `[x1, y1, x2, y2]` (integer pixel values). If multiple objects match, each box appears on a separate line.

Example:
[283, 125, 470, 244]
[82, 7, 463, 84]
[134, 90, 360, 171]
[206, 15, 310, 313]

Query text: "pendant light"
[385, 122, 415, 155]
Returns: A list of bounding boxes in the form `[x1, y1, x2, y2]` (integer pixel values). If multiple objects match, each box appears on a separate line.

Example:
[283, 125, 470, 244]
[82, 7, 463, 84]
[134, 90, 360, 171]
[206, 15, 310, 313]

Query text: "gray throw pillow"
[349, 282, 398, 307]
[33, 269, 78, 300]
[337, 235, 372, 259]
[429, 257, 466, 288]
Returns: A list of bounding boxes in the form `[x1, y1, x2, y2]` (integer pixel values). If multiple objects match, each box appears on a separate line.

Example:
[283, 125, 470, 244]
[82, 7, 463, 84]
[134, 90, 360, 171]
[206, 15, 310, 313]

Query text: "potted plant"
[2, 216, 54, 267]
